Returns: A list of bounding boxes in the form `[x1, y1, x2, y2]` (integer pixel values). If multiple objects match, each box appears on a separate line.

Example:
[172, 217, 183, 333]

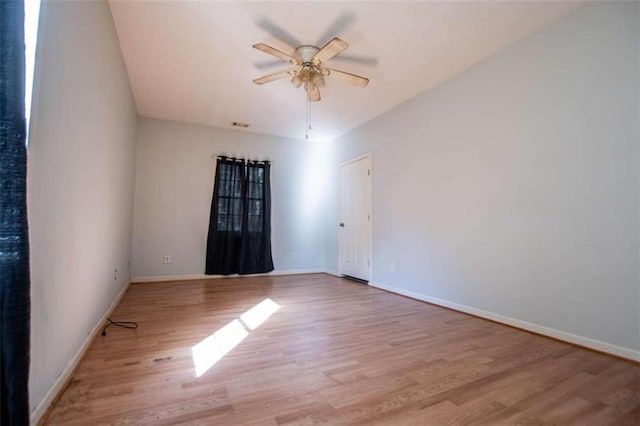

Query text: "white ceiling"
[109, 1, 584, 142]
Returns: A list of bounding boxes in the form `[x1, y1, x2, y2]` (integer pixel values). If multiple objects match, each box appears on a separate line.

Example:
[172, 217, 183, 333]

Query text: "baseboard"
[323, 269, 341, 277]
[132, 273, 207, 283]
[131, 269, 325, 283]
[30, 282, 132, 425]
[369, 281, 639, 362]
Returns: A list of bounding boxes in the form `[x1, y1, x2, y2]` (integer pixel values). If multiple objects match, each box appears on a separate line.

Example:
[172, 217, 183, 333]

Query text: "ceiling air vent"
[231, 121, 249, 128]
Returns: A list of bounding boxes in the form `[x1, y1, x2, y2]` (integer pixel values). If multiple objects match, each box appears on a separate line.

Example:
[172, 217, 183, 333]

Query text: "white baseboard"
[131, 269, 326, 283]
[30, 282, 131, 425]
[132, 273, 207, 283]
[369, 281, 639, 362]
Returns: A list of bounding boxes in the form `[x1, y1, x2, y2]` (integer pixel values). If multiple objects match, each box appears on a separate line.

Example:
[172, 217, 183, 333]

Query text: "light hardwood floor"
[45, 274, 639, 425]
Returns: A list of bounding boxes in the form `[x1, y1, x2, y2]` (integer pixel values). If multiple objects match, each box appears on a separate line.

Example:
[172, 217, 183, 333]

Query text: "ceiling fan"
[252, 38, 369, 102]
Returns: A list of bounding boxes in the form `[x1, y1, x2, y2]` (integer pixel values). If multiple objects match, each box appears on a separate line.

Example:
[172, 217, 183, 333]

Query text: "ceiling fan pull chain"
[305, 98, 310, 140]
[308, 98, 312, 131]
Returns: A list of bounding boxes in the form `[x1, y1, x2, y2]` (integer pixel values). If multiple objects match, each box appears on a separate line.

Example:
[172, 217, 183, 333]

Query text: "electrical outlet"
[291, 252, 297, 260]
[163, 255, 171, 264]
[114, 268, 118, 280]
[389, 262, 395, 272]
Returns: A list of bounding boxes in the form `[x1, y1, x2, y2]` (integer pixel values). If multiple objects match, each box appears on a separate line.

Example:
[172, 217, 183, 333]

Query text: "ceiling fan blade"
[326, 68, 369, 88]
[253, 43, 299, 65]
[255, 17, 302, 50]
[312, 38, 348, 64]
[253, 70, 294, 85]
[316, 13, 356, 47]
[307, 84, 321, 102]
[253, 59, 285, 70]
[330, 54, 379, 67]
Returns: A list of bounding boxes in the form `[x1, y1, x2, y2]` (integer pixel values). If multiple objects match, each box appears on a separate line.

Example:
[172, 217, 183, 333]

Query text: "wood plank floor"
[45, 274, 639, 425]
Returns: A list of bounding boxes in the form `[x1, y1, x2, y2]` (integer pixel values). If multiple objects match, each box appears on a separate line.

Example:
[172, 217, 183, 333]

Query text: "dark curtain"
[239, 161, 273, 274]
[205, 158, 246, 275]
[206, 157, 274, 275]
[1, 0, 31, 424]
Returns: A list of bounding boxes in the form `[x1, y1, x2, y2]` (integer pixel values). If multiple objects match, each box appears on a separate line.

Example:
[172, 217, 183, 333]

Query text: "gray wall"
[327, 3, 639, 355]
[132, 118, 330, 279]
[28, 0, 137, 413]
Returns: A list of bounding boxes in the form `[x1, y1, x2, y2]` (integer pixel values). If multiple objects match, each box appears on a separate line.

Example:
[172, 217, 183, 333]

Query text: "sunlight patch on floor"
[240, 298, 280, 330]
[191, 298, 280, 377]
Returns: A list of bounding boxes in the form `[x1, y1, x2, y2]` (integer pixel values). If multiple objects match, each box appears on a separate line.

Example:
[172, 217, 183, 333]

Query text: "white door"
[339, 155, 371, 281]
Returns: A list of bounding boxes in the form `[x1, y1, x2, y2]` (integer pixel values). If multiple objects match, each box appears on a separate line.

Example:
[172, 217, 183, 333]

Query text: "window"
[215, 162, 244, 233]
[246, 166, 264, 233]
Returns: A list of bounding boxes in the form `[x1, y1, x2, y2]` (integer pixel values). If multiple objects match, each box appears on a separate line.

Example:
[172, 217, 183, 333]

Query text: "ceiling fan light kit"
[252, 37, 369, 103]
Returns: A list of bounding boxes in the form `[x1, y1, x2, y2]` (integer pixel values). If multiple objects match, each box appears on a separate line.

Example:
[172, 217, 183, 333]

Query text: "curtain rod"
[212, 155, 271, 164]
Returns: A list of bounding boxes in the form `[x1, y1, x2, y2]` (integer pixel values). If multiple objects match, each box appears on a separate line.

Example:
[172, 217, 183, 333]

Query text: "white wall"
[27, 0, 137, 417]
[327, 3, 639, 357]
[132, 118, 330, 279]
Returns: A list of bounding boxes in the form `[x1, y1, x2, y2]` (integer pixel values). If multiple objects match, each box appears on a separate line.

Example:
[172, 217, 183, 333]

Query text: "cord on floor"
[101, 318, 138, 336]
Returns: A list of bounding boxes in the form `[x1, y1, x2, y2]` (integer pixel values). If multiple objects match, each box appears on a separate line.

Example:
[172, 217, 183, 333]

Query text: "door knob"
[339, 223, 344, 227]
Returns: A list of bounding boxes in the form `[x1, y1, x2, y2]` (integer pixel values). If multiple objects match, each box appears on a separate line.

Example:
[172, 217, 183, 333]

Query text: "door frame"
[338, 153, 372, 283]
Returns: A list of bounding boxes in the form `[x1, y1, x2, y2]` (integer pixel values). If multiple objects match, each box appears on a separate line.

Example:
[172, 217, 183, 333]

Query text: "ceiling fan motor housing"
[295, 45, 320, 65]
